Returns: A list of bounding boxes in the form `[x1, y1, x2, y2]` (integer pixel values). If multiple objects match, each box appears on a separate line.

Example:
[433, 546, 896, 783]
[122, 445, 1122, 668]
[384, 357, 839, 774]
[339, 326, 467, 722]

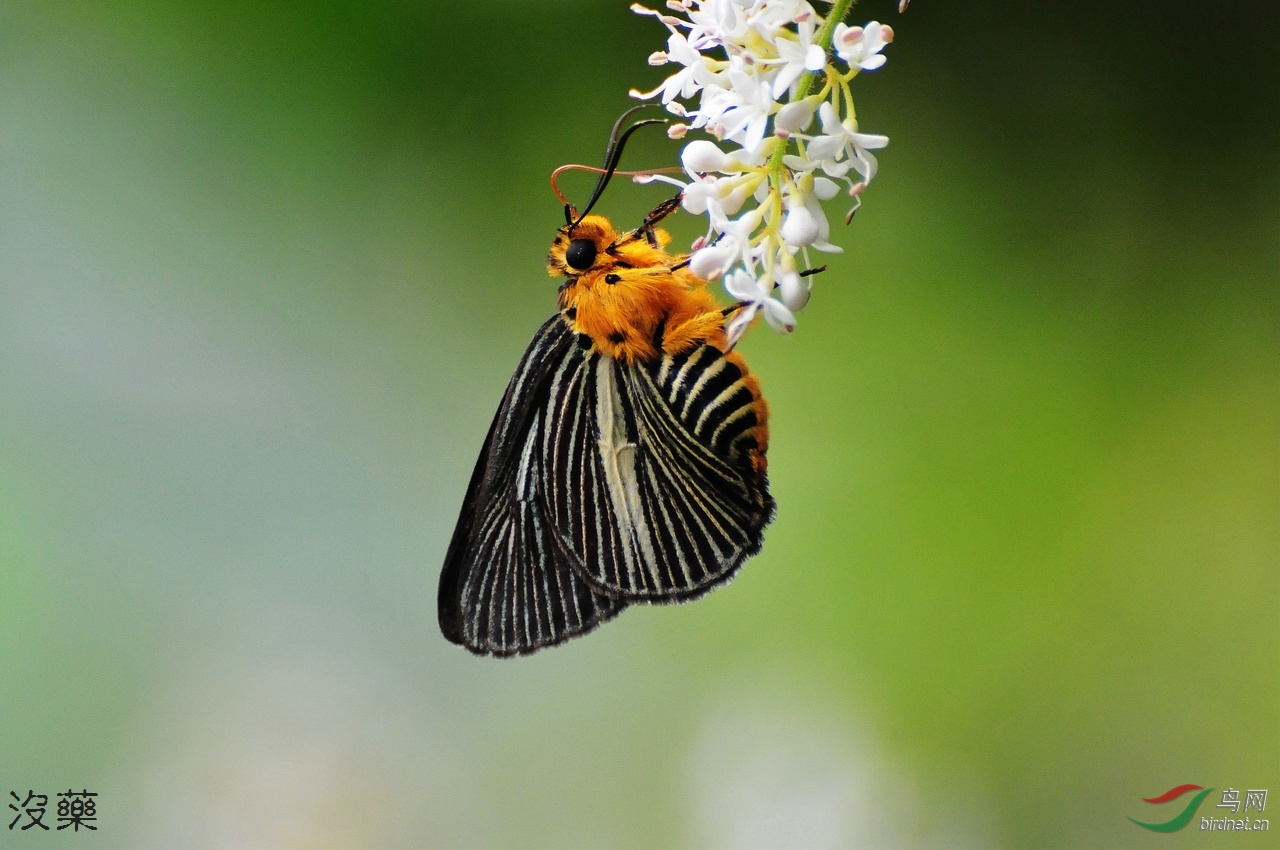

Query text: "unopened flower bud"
[781, 204, 819, 247]
[775, 99, 817, 132]
[683, 140, 727, 173]
[778, 268, 809, 311]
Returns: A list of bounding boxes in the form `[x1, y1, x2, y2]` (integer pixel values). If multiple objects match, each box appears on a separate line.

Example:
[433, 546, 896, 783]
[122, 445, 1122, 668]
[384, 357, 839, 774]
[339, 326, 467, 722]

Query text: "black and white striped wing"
[438, 317, 625, 656]
[543, 341, 774, 600]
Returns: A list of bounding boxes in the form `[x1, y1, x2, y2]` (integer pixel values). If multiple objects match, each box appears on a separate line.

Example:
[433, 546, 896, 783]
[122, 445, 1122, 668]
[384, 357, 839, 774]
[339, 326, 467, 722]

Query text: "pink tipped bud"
[648, 51, 669, 66]
[882, 25, 895, 42]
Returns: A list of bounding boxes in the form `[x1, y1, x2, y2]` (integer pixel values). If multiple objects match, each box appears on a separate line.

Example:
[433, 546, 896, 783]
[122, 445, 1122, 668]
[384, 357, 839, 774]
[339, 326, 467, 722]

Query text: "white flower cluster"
[630, 0, 893, 344]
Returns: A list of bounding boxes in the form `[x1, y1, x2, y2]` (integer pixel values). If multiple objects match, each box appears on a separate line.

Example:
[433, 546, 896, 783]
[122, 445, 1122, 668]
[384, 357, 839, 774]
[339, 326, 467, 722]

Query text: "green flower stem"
[769, 0, 858, 178]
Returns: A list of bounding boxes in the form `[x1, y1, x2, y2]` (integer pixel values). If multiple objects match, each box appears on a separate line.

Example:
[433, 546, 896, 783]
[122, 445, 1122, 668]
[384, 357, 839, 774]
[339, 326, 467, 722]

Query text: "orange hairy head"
[548, 213, 728, 363]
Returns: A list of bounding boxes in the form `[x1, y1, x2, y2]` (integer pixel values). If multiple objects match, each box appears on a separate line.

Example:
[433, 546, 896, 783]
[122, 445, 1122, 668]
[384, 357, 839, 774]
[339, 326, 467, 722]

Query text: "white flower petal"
[690, 244, 735, 279]
[724, 304, 757, 348]
[805, 135, 845, 162]
[853, 132, 890, 151]
[859, 53, 887, 71]
[803, 43, 827, 71]
[681, 182, 712, 214]
[813, 176, 840, 200]
[771, 62, 806, 100]
[851, 147, 880, 183]
[723, 268, 764, 301]
[818, 158, 851, 178]
[818, 101, 842, 134]
[761, 296, 797, 333]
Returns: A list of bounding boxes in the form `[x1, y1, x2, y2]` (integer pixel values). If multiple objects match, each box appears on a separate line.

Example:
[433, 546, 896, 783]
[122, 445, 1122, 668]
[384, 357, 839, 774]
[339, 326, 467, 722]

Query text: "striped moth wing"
[439, 314, 774, 656]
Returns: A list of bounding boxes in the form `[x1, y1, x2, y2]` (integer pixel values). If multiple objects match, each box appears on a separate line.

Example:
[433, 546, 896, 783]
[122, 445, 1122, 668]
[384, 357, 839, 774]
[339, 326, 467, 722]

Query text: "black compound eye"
[565, 238, 598, 270]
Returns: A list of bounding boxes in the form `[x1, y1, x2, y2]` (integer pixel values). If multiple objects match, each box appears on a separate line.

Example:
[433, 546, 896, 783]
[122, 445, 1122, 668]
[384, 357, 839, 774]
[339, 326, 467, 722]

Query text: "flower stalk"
[631, 0, 895, 345]
[771, 0, 855, 173]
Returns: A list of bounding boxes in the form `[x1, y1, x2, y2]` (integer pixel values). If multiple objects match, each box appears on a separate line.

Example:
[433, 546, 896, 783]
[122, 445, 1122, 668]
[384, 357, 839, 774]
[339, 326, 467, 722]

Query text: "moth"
[439, 112, 775, 656]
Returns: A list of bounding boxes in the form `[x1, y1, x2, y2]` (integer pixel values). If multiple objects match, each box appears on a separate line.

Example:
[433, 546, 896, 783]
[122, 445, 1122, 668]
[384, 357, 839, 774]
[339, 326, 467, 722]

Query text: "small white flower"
[707, 67, 777, 155]
[764, 15, 825, 98]
[632, 32, 726, 104]
[724, 268, 797, 346]
[833, 21, 894, 71]
[700, 207, 765, 275]
[804, 102, 889, 182]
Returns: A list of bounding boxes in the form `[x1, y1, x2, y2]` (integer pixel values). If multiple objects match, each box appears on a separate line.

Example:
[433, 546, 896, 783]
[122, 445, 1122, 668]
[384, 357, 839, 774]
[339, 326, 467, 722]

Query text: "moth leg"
[627, 195, 683, 247]
[659, 309, 727, 355]
[641, 195, 682, 229]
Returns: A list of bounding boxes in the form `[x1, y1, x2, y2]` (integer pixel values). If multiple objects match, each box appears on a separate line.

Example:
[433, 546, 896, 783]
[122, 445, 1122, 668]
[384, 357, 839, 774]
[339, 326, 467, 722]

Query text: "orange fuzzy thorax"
[547, 214, 728, 363]
[546, 213, 770, 474]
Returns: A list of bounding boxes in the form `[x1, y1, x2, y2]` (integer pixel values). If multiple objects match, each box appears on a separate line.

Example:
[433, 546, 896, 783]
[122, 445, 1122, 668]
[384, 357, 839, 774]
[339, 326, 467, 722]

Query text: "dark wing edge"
[438, 316, 626, 657]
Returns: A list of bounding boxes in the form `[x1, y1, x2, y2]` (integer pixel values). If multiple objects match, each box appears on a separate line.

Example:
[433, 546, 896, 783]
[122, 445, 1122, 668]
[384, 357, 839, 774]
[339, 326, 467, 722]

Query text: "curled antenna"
[552, 164, 682, 208]
[567, 104, 668, 230]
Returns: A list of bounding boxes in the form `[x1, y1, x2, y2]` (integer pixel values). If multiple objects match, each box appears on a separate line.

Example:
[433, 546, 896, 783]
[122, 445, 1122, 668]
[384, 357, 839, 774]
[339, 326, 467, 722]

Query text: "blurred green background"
[1, 1, 1275, 847]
